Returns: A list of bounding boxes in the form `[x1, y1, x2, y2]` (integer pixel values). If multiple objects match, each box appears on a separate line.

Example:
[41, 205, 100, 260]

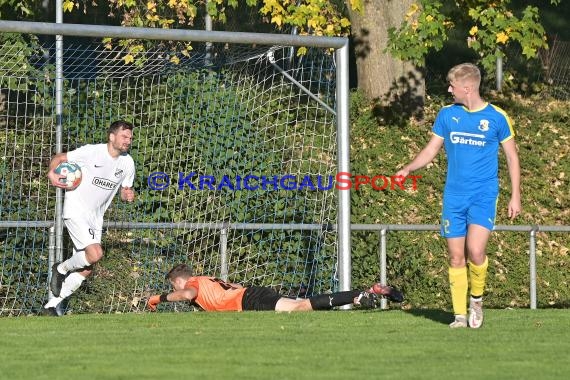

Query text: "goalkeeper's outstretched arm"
[147, 287, 198, 311]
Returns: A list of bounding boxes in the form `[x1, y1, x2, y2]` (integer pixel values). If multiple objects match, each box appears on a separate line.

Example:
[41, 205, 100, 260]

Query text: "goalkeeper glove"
[147, 294, 168, 311]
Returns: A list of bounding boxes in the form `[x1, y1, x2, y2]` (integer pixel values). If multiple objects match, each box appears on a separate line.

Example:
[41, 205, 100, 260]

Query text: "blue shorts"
[441, 192, 498, 238]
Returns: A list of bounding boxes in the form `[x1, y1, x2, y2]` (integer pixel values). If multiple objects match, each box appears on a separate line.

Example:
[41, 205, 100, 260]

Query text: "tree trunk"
[348, 0, 425, 119]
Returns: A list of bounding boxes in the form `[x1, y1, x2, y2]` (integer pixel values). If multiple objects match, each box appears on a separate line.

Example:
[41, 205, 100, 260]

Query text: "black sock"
[309, 290, 361, 310]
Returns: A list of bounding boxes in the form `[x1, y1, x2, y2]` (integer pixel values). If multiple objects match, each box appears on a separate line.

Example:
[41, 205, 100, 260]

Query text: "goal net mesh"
[0, 34, 339, 315]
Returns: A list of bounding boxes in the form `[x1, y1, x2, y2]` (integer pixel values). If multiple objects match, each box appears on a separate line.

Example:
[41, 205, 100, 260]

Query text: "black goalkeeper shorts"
[241, 286, 281, 311]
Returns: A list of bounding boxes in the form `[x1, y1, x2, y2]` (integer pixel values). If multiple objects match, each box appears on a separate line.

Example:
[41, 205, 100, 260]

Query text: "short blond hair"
[447, 63, 481, 88]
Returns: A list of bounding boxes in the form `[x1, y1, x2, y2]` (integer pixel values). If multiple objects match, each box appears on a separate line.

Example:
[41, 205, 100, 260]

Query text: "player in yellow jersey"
[396, 63, 521, 328]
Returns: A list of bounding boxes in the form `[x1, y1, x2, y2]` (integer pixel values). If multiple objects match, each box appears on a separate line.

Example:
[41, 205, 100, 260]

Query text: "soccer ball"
[55, 162, 82, 190]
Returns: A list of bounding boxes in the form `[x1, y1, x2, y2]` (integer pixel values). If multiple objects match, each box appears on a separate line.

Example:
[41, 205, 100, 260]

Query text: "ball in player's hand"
[54, 162, 82, 190]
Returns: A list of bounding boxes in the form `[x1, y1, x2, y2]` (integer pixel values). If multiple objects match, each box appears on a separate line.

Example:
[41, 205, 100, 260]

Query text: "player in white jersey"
[43, 120, 136, 314]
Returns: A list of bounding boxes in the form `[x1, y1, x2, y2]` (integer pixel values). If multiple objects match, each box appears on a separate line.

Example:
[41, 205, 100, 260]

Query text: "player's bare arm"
[502, 138, 522, 219]
[165, 287, 198, 302]
[120, 186, 135, 202]
[395, 134, 444, 177]
[47, 152, 69, 189]
[147, 286, 198, 311]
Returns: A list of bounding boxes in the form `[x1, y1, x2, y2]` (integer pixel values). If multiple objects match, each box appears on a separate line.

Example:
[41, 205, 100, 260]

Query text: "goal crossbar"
[0, 20, 347, 48]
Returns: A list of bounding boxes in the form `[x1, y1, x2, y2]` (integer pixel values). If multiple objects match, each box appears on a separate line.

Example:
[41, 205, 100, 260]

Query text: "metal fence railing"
[352, 224, 570, 310]
[3, 220, 566, 311]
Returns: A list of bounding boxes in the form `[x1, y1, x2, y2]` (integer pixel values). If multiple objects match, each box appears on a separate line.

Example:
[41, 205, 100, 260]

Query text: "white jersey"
[63, 143, 135, 220]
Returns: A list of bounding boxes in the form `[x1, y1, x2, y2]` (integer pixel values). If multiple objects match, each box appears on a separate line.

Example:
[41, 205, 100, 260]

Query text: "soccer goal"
[0, 21, 350, 315]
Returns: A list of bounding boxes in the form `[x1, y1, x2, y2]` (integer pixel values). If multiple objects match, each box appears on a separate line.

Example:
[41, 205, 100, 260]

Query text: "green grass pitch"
[1, 309, 569, 379]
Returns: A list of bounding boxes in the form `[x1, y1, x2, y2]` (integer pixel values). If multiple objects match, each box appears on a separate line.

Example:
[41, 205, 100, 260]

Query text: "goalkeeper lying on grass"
[147, 263, 403, 312]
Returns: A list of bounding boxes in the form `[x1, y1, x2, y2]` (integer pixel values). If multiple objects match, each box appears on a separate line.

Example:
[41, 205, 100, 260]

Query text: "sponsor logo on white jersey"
[450, 131, 486, 146]
[92, 177, 118, 190]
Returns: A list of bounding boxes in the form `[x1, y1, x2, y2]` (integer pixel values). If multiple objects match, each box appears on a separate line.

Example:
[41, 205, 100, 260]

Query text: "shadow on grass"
[405, 308, 452, 325]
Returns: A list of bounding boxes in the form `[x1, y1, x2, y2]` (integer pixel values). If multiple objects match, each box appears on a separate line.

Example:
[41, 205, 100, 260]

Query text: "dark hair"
[107, 120, 134, 137]
[166, 263, 193, 281]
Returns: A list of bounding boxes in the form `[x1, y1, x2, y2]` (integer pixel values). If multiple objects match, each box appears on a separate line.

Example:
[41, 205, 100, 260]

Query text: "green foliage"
[349, 89, 570, 310]
[0, 38, 342, 314]
[1, 32, 568, 315]
[387, 0, 553, 87]
[55, 1, 360, 62]
[387, 1, 450, 63]
[0, 0, 34, 19]
[467, 4, 546, 75]
[0, 33, 42, 91]
[65, 66, 338, 310]
[0, 31, 57, 314]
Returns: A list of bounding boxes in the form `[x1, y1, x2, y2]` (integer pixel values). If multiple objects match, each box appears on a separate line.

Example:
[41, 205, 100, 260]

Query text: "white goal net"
[0, 25, 347, 315]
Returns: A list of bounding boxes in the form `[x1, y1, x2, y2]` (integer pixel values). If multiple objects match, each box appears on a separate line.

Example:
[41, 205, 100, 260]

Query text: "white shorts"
[64, 216, 103, 251]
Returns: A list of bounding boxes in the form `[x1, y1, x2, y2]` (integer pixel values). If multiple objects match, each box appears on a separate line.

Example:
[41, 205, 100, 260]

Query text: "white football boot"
[449, 315, 468, 328]
[468, 297, 484, 329]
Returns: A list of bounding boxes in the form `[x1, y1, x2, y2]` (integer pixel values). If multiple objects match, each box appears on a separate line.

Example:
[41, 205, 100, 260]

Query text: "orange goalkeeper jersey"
[185, 276, 247, 311]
